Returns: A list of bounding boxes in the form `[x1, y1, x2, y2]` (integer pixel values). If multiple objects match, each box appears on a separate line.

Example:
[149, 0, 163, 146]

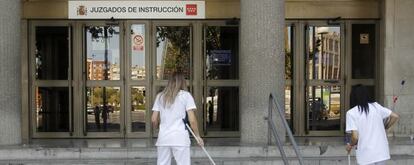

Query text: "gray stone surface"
[382, 0, 414, 137]
[0, 0, 22, 145]
[240, 0, 286, 144]
[0, 137, 414, 164]
[0, 147, 414, 165]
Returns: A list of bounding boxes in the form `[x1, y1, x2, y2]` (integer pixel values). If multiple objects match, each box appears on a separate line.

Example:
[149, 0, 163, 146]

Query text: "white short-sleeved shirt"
[346, 102, 392, 165]
[152, 90, 197, 146]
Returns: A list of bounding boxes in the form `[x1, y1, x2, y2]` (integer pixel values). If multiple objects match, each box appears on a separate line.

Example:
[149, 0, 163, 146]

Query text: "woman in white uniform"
[346, 85, 399, 165]
[151, 72, 203, 165]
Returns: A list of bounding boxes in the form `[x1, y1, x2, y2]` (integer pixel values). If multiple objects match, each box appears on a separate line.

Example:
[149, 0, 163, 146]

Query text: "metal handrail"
[265, 93, 304, 165]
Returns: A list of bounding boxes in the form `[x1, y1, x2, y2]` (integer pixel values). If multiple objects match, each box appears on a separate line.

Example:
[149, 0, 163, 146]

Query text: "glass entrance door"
[31, 22, 74, 138]
[304, 25, 344, 135]
[80, 21, 152, 138]
[284, 21, 380, 136]
[30, 20, 240, 138]
[83, 23, 124, 137]
[151, 22, 194, 136]
[126, 22, 149, 137]
[203, 23, 240, 136]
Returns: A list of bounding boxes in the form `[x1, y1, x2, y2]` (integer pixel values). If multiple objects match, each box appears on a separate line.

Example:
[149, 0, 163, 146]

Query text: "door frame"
[288, 20, 380, 136]
[29, 20, 75, 138]
[345, 20, 381, 107]
[305, 21, 346, 136]
[80, 21, 125, 138]
[290, 20, 347, 136]
[124, 20, 151, 138]
[150, 21, 197, 137]
[202, 21, 240, 137]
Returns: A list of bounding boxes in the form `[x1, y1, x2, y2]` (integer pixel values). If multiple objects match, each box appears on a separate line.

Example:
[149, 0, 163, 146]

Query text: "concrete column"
[382, 0, 414, 137]
[240, 0, 285, 144]
[0, 0, 22, 145]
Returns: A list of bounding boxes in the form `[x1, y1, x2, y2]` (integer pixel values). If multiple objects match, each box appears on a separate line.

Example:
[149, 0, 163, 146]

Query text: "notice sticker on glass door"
[360, 33, 369, 44]
[132, 34, 144, 51]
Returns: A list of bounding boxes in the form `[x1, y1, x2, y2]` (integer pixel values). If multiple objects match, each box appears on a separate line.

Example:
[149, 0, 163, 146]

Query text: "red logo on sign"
[186, 4, 197, 15]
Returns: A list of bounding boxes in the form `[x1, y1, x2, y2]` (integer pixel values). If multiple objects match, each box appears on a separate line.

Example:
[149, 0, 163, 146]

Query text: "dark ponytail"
[350, 84, 370, 114]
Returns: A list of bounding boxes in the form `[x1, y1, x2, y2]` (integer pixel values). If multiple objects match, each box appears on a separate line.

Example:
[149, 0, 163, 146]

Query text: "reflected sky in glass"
[86, 26, 120, 65]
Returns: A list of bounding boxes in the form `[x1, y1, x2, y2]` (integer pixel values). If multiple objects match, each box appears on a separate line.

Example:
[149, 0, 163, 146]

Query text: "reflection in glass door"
[152, 23, 193, 135]
[285, 25, 294, 131]
[305, 25, 343, 134]
[32, 25, 73, 137]
[84, 25, 123, 136]
[128, 23, 148, 135]
[155, 25, 192, 80]
[203, 25, 239, 136]
[153, 24, 192, 90]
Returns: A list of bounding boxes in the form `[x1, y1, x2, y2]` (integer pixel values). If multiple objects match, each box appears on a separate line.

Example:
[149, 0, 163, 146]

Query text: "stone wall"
[0, 0, 22, 145]
[382, 0, 414, 137]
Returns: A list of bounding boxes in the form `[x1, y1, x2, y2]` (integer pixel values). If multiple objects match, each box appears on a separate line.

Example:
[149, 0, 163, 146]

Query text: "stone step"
[1, 145, 414, 159]
[0, 144, 413, 164]
[1, 156, 414, 165]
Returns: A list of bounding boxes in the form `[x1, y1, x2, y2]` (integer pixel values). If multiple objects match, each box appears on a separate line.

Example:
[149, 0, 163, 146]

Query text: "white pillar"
[240, 0, 285, 144]
[0, 0, 22, 145]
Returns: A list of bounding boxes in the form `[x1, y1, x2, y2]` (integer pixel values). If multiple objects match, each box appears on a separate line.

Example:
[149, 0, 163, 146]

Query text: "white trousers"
[157, 146, 190, 165]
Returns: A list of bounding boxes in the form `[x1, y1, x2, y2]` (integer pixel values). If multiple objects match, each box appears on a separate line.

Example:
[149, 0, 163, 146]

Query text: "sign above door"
[68, 1, 205, 19]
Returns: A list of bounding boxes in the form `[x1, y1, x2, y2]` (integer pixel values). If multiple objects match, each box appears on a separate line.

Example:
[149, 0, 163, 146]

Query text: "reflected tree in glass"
[86, 87, 120, 132]
[206, 27, 221, 80]
[156, 26, 190, 79]
[131, 87, 146, 132]
[285, 50, 293, 80]
[131, 88, 145, 110]
[285, 26, 293, 80]
[89, 87, 120, 111]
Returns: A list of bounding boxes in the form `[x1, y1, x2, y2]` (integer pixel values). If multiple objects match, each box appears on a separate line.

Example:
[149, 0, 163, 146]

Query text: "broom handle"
[346, 142, 351, 165]
[184, 123, 216, 165]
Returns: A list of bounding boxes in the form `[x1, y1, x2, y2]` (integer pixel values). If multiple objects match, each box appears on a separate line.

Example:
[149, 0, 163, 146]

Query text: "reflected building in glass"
[317, 31, 341, 81]
[86, 58, 106, 80]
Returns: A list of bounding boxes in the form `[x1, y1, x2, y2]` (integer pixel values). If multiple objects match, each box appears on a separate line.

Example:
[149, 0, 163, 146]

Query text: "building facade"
[0, 0, 413, 145]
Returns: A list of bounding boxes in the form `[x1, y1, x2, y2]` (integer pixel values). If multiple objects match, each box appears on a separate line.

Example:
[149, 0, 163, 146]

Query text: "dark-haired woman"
[346, 85, 399, 165]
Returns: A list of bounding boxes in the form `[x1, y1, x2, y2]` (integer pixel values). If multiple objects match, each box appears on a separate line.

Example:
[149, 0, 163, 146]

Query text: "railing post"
[272, 93, 304, 165]
[268, 94, 272, 145]
[269, 117, 289, 165]
[268, 94, 289, 165]
[267, 93, 305, 165]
